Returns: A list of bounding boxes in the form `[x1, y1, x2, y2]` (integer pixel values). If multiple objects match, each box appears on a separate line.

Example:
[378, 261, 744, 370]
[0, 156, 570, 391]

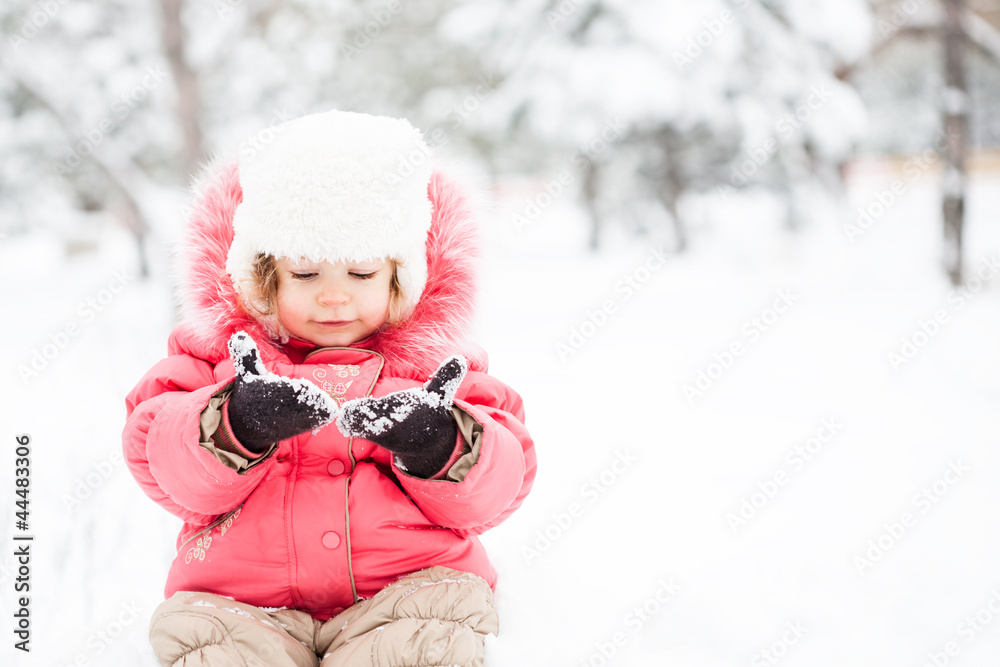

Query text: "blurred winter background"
[2, 0, 1000, 665]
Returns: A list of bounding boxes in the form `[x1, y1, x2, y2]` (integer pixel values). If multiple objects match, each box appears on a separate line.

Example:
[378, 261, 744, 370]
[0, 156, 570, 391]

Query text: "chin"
[318, 334, 353, 347]
[307, 325, 379, 348]
[295, 329, 347, 348]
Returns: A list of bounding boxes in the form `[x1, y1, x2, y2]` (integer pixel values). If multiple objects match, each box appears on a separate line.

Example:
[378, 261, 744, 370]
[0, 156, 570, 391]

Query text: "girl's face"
[275, 257, 392, 348]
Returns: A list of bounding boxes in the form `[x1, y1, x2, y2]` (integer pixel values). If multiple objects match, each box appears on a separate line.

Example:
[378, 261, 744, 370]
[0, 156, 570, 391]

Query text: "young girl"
[123, 110, 536, 667]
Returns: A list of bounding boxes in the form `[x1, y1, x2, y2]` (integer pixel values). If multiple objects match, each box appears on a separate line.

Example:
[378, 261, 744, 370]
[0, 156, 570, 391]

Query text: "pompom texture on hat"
[226, 110, 434, 318]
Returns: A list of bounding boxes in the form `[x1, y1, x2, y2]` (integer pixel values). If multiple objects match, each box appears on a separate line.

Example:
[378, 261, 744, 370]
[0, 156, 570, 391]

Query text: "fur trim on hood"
[171, 157, 487, 381]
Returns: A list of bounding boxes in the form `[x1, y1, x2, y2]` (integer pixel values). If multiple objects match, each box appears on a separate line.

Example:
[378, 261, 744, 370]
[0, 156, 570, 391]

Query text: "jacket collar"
[301, 347, 386, 408]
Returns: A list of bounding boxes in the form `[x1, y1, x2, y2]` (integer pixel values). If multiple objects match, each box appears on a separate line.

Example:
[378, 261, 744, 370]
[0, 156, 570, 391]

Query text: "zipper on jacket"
[345, 438, 359, 603]
[339, 350, 383, 605]
[179, 503, 245, 550]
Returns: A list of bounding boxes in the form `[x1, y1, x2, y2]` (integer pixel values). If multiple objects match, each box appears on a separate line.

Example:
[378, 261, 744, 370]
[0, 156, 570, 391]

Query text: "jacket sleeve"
[392, 371, 536, 536]
[122, 333, 276, 523]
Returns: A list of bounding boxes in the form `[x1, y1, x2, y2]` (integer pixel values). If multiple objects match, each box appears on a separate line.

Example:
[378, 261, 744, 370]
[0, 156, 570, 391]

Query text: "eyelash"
[290, 272, 376, 280]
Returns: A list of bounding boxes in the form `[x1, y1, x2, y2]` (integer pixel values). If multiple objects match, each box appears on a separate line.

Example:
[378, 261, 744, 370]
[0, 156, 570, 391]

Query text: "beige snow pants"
[149, 567, 497, 667]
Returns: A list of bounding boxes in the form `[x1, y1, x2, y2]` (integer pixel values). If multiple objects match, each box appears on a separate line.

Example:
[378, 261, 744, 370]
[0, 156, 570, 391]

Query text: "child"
[122, 110, 536, 667]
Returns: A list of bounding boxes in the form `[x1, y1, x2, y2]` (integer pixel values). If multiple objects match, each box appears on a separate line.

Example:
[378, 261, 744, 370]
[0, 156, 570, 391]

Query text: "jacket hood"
[172, 157, 487, 381]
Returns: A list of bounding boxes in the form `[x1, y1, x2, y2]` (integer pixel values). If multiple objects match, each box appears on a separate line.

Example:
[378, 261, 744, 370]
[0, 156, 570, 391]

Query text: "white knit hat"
[226, 109, 433, 323]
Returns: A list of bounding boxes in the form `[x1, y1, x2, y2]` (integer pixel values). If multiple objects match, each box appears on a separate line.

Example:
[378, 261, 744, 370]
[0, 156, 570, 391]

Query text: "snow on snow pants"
[148, 567, 498, 667]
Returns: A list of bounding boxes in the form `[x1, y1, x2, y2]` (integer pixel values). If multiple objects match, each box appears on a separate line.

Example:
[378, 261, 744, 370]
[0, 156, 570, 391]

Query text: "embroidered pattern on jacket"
[312, 365, 361, 407]
[185, 507, 241, 564]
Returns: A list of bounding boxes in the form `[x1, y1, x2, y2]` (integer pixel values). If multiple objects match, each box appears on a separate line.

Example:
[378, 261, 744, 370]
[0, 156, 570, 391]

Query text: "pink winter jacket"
[122, 161, 535, 620]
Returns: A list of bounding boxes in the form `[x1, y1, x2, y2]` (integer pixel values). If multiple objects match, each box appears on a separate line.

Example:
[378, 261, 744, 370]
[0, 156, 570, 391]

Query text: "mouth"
[316, 320, 353, 327]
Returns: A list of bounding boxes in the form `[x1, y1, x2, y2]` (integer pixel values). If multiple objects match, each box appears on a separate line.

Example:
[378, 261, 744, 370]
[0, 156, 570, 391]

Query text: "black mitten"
[337, 356, 468, 478]
[224, 331, 338, 453]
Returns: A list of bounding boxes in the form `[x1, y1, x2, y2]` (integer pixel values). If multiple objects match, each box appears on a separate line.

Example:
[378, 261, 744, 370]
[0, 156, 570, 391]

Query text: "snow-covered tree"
[1, 0, 174, 273]
[437, 0, 872, 249]
[0, 0, 485, 274]
[848, 0, 1000, 284]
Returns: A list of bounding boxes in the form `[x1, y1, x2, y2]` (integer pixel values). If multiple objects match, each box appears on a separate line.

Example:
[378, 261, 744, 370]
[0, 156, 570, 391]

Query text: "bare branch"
[964, 8, 1000, 63]
[160, 0, 205, 175]
[0, 48, 162, 276]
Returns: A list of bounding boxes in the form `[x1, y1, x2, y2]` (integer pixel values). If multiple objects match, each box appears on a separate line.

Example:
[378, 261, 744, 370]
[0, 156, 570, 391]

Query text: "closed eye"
[350, 272, 377, 280]
[290, 272, 317, 280]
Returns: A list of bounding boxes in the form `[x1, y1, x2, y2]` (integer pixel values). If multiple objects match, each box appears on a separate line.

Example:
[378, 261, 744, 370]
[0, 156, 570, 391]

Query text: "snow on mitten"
[337, 356, 467, 478]
[225, 331, 338, 453]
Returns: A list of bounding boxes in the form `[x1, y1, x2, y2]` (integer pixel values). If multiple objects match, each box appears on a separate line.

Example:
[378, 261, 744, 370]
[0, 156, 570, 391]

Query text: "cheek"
[365, 281, 393, 316]
[275, 287, 302, 322]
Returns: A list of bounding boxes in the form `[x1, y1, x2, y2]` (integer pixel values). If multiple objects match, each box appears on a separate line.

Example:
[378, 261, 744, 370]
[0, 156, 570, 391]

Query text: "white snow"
[3, 0, 998, 662]
[425, 356, 468, 406]
[190, 600, 217, 608]
[227, 331, 268, 377]
[3, 162, 1000, 666]
[336, 364, 467, 439]
[222, 607, 277, 629]
[229, 331, 340, 420]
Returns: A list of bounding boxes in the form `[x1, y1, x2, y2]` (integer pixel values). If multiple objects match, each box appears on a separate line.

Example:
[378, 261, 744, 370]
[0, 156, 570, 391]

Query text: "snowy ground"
[2, 162, 1000, 666]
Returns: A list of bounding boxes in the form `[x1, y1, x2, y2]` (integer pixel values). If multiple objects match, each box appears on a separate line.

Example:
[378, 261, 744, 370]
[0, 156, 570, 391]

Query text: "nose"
[317, 279, 349, 306]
